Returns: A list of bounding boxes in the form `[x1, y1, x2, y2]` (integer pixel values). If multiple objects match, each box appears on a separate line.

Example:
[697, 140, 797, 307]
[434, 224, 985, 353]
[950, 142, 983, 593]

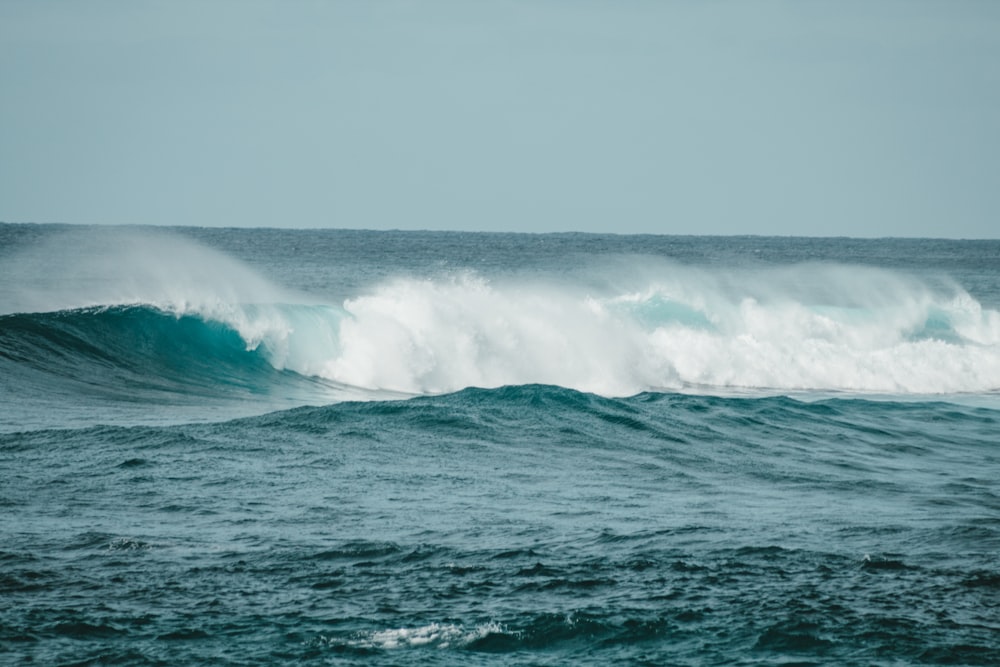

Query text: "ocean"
[1, 223, 998, 666]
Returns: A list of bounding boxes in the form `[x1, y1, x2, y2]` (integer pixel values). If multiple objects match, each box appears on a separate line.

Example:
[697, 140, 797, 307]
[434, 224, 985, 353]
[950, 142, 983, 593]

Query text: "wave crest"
[3, 228, 998, 397]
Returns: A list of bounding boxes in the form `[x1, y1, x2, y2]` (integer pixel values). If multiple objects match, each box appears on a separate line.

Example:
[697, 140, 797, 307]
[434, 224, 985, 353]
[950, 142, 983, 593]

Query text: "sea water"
[1, 224, 998, 665]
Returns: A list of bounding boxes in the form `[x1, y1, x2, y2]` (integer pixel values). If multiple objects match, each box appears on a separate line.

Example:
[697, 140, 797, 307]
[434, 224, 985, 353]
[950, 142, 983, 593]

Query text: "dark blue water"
[2, 224, 999, 665]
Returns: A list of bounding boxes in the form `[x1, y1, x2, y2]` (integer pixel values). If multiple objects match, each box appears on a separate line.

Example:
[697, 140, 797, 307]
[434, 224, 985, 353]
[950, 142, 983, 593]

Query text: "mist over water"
[0, 226, 295, 316]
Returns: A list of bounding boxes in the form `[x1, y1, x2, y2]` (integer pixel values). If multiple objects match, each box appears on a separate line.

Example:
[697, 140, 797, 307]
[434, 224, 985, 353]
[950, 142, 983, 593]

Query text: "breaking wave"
[2, 278, 999, 400]
[3, 227, 999, 400]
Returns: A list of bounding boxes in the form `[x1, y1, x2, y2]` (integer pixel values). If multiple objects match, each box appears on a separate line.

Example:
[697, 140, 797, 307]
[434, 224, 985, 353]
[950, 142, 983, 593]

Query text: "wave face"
[0, 305, 286, 396]
[2, 227, 999, 414]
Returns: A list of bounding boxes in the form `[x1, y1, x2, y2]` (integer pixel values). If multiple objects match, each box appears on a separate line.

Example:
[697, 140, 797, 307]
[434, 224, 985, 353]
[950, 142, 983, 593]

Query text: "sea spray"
[0, 226, 297, 316]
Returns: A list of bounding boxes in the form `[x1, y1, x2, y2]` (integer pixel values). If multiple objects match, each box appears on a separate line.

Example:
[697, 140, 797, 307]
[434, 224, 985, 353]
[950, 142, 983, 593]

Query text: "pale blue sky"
[2, 1, 998, 237]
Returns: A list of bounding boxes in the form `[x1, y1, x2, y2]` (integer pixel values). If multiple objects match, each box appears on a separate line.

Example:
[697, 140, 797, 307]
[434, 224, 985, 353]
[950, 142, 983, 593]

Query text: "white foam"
[317, 274, 654, 395]
[250, 267, 1000, 396]
[343, 621, 508, 650]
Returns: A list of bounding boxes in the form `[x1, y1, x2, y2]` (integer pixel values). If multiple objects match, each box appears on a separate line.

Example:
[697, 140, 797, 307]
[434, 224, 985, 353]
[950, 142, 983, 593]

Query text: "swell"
[248, 383, 1000, 453]
[5, 386, 999, 664]
[5, 383, 1000, 664]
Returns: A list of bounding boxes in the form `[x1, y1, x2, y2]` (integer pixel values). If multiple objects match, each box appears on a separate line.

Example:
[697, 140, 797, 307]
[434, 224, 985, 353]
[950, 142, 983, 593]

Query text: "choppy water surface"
[2, 224, 999, 665]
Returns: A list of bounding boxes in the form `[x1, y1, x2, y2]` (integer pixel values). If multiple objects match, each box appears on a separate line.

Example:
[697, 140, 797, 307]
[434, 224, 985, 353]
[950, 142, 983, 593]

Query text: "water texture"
[1, 224, 998, 665]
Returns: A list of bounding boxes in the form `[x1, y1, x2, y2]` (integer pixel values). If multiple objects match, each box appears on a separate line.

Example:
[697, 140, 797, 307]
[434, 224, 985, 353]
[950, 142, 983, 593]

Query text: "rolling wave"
[2, 267, 999, 401]
[3, 227, 998, 400]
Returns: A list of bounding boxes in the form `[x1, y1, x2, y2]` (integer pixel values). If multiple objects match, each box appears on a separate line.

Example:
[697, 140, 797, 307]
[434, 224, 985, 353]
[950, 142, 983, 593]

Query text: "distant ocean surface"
[2, 223, 999, 666]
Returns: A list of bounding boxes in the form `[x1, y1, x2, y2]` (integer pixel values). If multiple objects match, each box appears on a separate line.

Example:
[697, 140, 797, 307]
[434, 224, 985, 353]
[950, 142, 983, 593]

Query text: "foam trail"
[342, 622, 508, 650]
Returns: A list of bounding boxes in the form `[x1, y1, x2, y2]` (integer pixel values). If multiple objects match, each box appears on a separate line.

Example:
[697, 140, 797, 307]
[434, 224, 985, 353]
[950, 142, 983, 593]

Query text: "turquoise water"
[2, 224, 999, 665]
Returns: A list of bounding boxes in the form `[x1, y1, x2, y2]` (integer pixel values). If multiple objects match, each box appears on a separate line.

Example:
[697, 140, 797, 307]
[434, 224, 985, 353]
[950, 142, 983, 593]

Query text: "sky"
[1, 1, 998, 238]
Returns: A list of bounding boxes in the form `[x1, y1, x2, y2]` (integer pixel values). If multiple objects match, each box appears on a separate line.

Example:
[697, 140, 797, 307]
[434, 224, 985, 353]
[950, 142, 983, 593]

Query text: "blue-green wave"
[0, 305, 322, 401]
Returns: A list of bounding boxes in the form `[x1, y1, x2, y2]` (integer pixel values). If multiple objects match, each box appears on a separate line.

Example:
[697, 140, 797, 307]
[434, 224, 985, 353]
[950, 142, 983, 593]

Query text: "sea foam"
[286, 270, 1000, 395]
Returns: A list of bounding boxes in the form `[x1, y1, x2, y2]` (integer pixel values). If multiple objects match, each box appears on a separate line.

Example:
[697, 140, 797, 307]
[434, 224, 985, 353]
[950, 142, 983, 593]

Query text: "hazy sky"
[2, 1, 998, 237]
